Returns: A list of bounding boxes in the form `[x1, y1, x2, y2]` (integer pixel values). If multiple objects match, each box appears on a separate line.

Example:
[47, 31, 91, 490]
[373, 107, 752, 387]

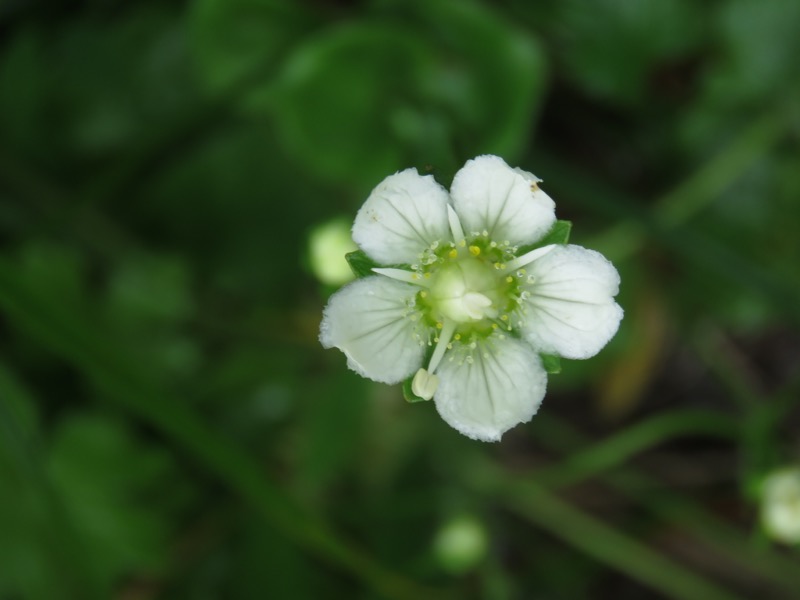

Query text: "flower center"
[429, 258, 501, 324]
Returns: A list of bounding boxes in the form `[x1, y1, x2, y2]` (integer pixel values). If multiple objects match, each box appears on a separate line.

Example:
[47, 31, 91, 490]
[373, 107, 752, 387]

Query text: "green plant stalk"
[606, 470, 800, 593]
[527, 413, 800, 593]
[533, 410, 738, 487]
[0, 259, 450, 600]
[468, 464, 744, 600]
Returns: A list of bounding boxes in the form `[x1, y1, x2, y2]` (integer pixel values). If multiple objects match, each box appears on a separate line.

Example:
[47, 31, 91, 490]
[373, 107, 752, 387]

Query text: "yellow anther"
[420, 290, 428, 298]
[491, 323, 498, 330]
[493, 262, 501, 269]
[506, 276, 513, 283]
[458, 239, 467, 247]
[436, 322, 444, 329]
[412, 273, 419, 280]
[468, 245, 481, 256]
[500, 315, 509, 321]
[454, 333, 461, 341]
[424, 272, 431, 278]
[448, 248, 458, 258]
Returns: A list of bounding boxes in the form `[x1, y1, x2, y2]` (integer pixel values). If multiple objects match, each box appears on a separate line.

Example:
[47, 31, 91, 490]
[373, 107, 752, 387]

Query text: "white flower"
[320, 155, 623, 441]
[761, 467, 800, 544]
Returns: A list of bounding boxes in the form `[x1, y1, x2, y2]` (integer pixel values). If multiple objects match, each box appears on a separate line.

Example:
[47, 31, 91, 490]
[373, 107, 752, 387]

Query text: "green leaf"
[541, 354, 562, 375]
[345, 250, 379, 280]
[408, 0, 548, 159]
[272, 23, 432, 186]
[553, 0, 703, 105]
[402, 377, 429, 403]
[189, 0, 317, 97]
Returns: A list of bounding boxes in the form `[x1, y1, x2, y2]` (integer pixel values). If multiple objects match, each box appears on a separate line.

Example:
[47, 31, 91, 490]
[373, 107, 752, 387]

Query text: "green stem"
[469, 464, 744, 600]
[528, 414, 800, 593]
[534, 410, 738, 487]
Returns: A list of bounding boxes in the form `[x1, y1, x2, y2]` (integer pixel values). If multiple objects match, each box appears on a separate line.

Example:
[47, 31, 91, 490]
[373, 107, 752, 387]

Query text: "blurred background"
[1, 0, 799, 598]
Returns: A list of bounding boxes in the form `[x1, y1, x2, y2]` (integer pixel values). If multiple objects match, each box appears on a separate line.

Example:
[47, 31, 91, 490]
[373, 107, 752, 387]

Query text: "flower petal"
[434, 337, 547, 442]
[352, 168, 451, 265]
[450, 155, 555, 246]
[519, 245, 623, 360]
[320, 276, 426, 384]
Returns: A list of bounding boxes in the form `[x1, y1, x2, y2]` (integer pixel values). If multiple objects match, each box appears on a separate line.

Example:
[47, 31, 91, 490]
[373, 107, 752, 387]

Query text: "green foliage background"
[1, 0, 799, 598]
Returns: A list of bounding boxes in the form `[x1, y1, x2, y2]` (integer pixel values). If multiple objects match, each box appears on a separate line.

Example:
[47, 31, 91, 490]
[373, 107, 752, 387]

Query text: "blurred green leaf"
[48, 414, 192, 591]
[269, 0, 548, 185]
[554, 0, 703, 104]
[0, 8, 199, 167]
[712, 0, 800, 103]
[107, 253, 194, 323]
[408, 0, 548, 159]
[272, 22, 435, 185]
[190, 0, 317, 98]
[680, 0, 800, 152]
[20, 242, 85, 303]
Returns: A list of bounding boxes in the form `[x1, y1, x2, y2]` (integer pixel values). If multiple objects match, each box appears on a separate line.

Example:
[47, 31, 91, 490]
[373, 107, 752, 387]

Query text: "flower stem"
[468, 461, 745, 600]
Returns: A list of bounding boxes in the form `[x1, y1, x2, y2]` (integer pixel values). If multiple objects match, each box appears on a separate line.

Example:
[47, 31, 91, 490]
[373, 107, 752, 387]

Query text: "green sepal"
[541, 354, 562, 375]
[345, 250, 378, 279]
[514, 220, 572, 256]
[537, 220, 572, 246]
[402, 377, 429, 403]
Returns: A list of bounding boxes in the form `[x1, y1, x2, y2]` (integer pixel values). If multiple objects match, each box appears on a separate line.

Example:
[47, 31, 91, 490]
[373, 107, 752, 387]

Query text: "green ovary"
[429, 257, 510, 324]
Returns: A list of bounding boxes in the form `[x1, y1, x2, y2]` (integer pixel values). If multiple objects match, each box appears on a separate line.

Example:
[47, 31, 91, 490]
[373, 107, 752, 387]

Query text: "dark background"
[1, 0, 800, 598]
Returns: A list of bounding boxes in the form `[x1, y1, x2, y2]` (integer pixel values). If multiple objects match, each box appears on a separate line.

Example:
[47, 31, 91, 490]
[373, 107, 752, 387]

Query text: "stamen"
[506, 244, 556, 271]
[372, 267, 430, 287]
[427, 319, 458, 374]
[447, 205, 465, 244]
[468, 245, 481, 256]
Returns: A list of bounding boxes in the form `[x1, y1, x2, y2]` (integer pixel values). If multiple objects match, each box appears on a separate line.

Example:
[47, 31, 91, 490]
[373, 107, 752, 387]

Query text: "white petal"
[352, 168, 451, 265]
[434, 337, 547, 442]
[450, 155, 555, 246]
[519, 245, 623, 360]
[320, 276, 426, 384]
